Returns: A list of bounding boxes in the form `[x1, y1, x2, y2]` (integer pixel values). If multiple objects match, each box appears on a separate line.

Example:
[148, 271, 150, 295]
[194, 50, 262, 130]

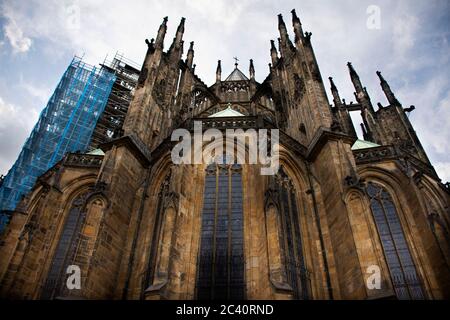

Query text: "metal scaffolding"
[89, 52, 140, 150]
[0, 57, 116, 232]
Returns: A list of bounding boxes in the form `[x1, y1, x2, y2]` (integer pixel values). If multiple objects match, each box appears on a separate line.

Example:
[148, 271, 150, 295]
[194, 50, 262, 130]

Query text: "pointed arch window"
[41, 191, 88, 299]
[367, 182, 425, 299]
[145, 171, 172, 288]
[268, 168, 309, 299]
[196, 162, 244, 300]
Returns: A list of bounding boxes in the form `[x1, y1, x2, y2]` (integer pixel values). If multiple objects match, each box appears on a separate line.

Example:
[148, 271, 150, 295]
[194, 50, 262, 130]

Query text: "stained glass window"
[196, 163, 244, 300]
[274, 168, 309, 299]
[367, 182, 425, 299]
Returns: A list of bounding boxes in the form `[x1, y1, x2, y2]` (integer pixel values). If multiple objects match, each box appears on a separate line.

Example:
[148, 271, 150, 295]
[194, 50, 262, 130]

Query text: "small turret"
[216, 60, 222, 83]
[376, 71, 400, 106]
[347, 62, 364, 94]
[329, 77, 342, 107]
[277, 14, 294, 56]
[291, 9, 304, 45]
[249, 59, 255, 80]
[155, 17, 168, 50]
[186, 41, 194, 68]
[168, 18, 185, 58]
[347, 62, 374, 112]
[270, 40, 279, 65]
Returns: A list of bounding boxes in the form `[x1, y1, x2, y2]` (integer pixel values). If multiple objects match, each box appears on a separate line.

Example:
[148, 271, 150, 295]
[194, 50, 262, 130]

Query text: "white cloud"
[20, 81, 52, 103]
[434, 162, 450, 183]
[392, 14, 419, 58]
[396, 74, 450, 161]
[185, 0, 249, 29]
[0, 96, 39, 174]
[3, 16, 32, 53]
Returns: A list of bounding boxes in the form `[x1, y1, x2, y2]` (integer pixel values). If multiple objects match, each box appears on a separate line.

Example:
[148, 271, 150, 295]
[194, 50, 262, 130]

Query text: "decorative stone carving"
[152, 79, 166, 108]
[330, 120, 342, 132]
[293, 74, 305, 101]
[137, 67, 148, 87]
[353, 146, 396, 164]
[65, 154, 103, 168]
[344, 175, 366, 191]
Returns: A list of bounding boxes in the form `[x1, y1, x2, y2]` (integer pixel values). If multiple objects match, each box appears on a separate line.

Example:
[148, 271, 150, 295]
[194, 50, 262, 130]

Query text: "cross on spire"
[233, 56, 239, 68]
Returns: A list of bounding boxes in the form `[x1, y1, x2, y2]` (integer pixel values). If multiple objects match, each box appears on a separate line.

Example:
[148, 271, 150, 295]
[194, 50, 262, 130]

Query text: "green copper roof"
[351, 139, 380, 150]
[87, 148, 105, 155]
[209, 106, 245, 118]
[225, 67, 249, 81]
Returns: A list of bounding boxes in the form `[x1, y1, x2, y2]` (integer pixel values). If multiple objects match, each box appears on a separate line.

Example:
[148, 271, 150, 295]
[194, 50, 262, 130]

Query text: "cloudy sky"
[0, 0, 449, 181]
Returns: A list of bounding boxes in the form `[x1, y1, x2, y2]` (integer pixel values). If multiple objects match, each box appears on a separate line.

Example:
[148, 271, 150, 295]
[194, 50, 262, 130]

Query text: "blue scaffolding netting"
[0, 57, 116, 232]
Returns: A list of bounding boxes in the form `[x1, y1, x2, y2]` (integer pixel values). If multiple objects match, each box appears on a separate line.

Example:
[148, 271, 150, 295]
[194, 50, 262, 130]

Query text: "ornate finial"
[291, 9, 300, 24]
[347, 62, 359, 78]
[177, 17, 186, 32]
[376, 70, 401, 106]
[329, 76, 335, 87]
[278, 14, 285, 27]
[233, 56, 239, 68]
[249, 59, 255, 79]
[145, 38, 155, 47]
[145, 38, 155, 54]
[216, 60, 222, 82]
[304, 32, 312, 42]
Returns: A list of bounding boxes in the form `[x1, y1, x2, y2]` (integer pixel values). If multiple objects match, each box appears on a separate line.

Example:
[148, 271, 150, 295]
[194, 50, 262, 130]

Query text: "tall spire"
[249, 59, 255, 80]
[376, 71, 400, 106]
[347, 62, 374, 112]
[329, 77, 342, 107]
[277, 14, 294, 56]
[155, 16, 168, 49]
[175, 17, 185, 44]
[347, 62, 364, 94]
[270, 40, 279, 65]
[278, 14, 288, 39]
[291, 9, 304, 45]
[216, 60, 222, 83]
[169, 17, 185, 53]
[186, 41, 194, 68]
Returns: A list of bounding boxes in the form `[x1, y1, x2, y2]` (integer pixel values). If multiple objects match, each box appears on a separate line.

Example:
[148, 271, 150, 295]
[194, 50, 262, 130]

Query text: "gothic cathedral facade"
[0, 11, 449, 300]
